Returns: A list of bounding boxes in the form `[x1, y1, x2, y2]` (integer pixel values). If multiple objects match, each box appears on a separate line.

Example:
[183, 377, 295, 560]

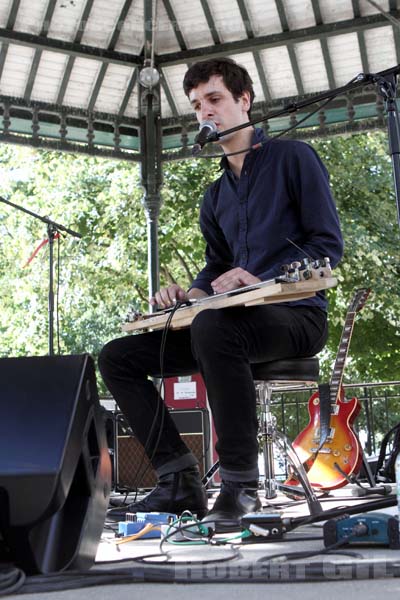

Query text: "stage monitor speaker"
[0, 354, 112, 575]
[115, 409, 210, 491]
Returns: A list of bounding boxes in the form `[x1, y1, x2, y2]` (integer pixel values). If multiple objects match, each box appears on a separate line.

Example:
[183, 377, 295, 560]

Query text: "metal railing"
[269, 380, 400, 459]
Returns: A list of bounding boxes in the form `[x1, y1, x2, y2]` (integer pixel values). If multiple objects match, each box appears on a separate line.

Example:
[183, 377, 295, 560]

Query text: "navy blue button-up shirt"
[191, 129, 343, 311]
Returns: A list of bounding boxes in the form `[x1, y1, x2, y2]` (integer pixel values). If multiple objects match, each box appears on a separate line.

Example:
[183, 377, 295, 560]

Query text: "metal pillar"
[140, 86, 162, 304]
[139, 0, 163, 307]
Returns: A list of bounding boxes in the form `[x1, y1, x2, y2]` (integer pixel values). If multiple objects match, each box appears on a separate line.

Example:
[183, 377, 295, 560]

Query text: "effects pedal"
[240, 511, 284, 544]
[118, 512, 177, 539]
[323, 512, 400, 549]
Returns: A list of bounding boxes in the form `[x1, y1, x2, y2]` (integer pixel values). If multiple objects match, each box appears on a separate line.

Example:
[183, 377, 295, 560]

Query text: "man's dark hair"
[183, 58, 255, 117]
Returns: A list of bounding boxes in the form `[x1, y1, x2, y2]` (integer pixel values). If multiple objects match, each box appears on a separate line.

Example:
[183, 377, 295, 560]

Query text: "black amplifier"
[101, 402, 211, 491]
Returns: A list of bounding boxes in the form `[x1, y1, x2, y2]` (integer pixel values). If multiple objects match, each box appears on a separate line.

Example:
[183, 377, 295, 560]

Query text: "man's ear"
[241, 90, 251, 114]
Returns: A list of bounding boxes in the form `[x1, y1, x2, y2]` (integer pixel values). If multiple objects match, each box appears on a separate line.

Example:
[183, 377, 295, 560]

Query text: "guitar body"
[284, 288, 370, 491]
[286, 386, 363, 490]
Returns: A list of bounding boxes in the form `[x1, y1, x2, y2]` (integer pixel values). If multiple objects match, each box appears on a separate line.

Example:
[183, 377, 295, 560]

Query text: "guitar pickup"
[310, 447, 332, 454]
[313, 427, 335, 442]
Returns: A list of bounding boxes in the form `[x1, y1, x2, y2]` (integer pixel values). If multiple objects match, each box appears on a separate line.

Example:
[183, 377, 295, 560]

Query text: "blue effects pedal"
[323, 512, 400, 548]
[118, 512, 177, 539]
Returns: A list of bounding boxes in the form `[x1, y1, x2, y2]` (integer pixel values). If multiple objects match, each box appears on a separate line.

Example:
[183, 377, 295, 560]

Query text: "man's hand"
[150, 285, 209, 309]
[150, 284, 189, 309]
[211, 268, 260, 294]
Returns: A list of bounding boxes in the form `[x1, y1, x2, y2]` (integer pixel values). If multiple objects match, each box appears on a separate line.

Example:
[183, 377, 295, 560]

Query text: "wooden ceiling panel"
[0, 0, 398, 157]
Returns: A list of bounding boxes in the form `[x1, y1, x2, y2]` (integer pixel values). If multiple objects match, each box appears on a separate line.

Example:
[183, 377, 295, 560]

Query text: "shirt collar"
[219, 127, 268, 171]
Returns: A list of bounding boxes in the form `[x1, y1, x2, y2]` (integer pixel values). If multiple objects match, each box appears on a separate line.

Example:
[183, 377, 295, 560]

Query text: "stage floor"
[12, 485, 400, 599]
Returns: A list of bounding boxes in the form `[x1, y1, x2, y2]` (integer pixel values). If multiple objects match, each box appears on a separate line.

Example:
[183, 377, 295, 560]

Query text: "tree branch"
[160, 265, 178, 285]
[169, 241, 200, 280]
[133, 284, 149, 305]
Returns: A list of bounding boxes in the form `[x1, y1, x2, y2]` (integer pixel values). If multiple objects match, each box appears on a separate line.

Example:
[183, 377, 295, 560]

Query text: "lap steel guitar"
[122, 258, 337, 333]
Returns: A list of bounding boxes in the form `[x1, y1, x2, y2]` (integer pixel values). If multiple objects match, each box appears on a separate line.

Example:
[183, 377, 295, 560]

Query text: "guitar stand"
[201, 380, 324, 517]
[256, 381, 323, 516]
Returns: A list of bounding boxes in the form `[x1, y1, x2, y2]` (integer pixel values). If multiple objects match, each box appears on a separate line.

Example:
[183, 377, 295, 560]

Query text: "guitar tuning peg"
[301, 268, 313, 280]
[125, 308, 142, 323]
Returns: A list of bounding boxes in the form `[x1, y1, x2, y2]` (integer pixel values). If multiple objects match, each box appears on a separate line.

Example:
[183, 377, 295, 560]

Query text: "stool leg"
[257, 382, 277, 499]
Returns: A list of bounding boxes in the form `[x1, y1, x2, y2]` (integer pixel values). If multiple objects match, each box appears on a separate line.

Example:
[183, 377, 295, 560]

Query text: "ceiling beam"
[160, 71, 179, 118]
[388, 0, 400, 61]
[156, 10, 400, 66]
[310, 0, 337, 89]
[56, 0, 96, 105]
[233, 0, 272, 104]
[0, 27, 142, 67]
[199, 0, 220, 45]
[393, 25, 400, 63]
[0, 0, 22, 84]
[87, 0, 134, 112]
[311, 0, 322, 25]
[162, 0, 187, 51]
[158, 0, 188, 115]
[236, 0, 254, 38]
[118, 67, 138, 118]
[287, 44, 304, 96]
[275, 0, 289, 31]
[352, 0, 360, 19]
[320, 39, 336, 89]
[24, 0, 58, 102]
[253, 51, 272, 104]
[357, 31, 370, 74]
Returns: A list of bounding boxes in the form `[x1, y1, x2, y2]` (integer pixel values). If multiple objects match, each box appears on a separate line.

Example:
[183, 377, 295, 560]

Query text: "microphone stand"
[204, 63, 400, 231]
[0, 195, 82, 355]
[370, 72, 400, 229]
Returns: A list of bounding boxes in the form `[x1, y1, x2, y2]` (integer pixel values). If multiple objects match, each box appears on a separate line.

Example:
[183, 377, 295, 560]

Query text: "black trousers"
[98, 304, 328, 481]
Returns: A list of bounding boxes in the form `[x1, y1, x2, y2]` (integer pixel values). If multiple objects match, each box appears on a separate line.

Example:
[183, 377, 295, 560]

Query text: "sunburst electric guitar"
[285, 287, 371, 491]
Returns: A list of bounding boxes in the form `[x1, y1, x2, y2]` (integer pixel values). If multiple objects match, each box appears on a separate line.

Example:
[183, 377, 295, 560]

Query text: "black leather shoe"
[202, 480, 261, 533]
[107, 465, 208, 521]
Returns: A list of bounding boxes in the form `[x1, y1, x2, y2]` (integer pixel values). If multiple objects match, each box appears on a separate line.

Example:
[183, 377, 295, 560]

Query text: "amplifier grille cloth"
[117, 433, 206, 489]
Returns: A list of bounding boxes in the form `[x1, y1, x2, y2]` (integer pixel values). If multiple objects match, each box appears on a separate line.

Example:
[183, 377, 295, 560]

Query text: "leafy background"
[0, 130, 399, 394]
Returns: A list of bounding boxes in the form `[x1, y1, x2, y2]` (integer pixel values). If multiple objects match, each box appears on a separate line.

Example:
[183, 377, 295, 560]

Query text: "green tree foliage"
[311, 133, 400, 382]
[0, 131, 398, 387]
[0, 149, 146, 358]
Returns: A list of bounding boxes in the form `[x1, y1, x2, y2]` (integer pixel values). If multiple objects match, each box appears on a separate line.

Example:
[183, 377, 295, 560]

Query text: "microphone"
[192, 120, 218, 156]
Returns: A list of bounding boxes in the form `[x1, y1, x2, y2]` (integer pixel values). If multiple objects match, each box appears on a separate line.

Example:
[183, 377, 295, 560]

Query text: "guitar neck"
[329, 312, 357, 403]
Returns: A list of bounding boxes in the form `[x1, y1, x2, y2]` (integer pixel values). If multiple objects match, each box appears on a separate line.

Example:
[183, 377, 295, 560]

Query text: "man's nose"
[201, 103, 213, 121]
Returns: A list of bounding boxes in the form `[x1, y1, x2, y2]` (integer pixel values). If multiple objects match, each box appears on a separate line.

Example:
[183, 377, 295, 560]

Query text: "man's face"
[188, 75, 250, 141]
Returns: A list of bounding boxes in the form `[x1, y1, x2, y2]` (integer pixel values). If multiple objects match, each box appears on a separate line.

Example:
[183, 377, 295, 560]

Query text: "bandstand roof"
[0, 0, 399, 161]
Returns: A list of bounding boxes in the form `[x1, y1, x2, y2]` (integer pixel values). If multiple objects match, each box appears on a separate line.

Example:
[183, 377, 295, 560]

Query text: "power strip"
[323, 512, 400, 548]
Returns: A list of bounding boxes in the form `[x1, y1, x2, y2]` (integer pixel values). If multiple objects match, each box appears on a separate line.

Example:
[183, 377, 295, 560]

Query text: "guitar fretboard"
[329, 288, 370, 405]
[330, 313, 356, 403]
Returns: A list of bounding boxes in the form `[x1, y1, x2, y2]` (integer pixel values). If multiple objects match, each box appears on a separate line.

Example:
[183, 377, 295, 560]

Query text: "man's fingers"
[211, 268, 260, 293]
[151, 285, 188, 308]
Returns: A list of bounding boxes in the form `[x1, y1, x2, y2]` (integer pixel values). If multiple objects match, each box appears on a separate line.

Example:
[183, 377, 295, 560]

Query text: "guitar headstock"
[280, 257, 333, 282]
[348, 288, 371, 314]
